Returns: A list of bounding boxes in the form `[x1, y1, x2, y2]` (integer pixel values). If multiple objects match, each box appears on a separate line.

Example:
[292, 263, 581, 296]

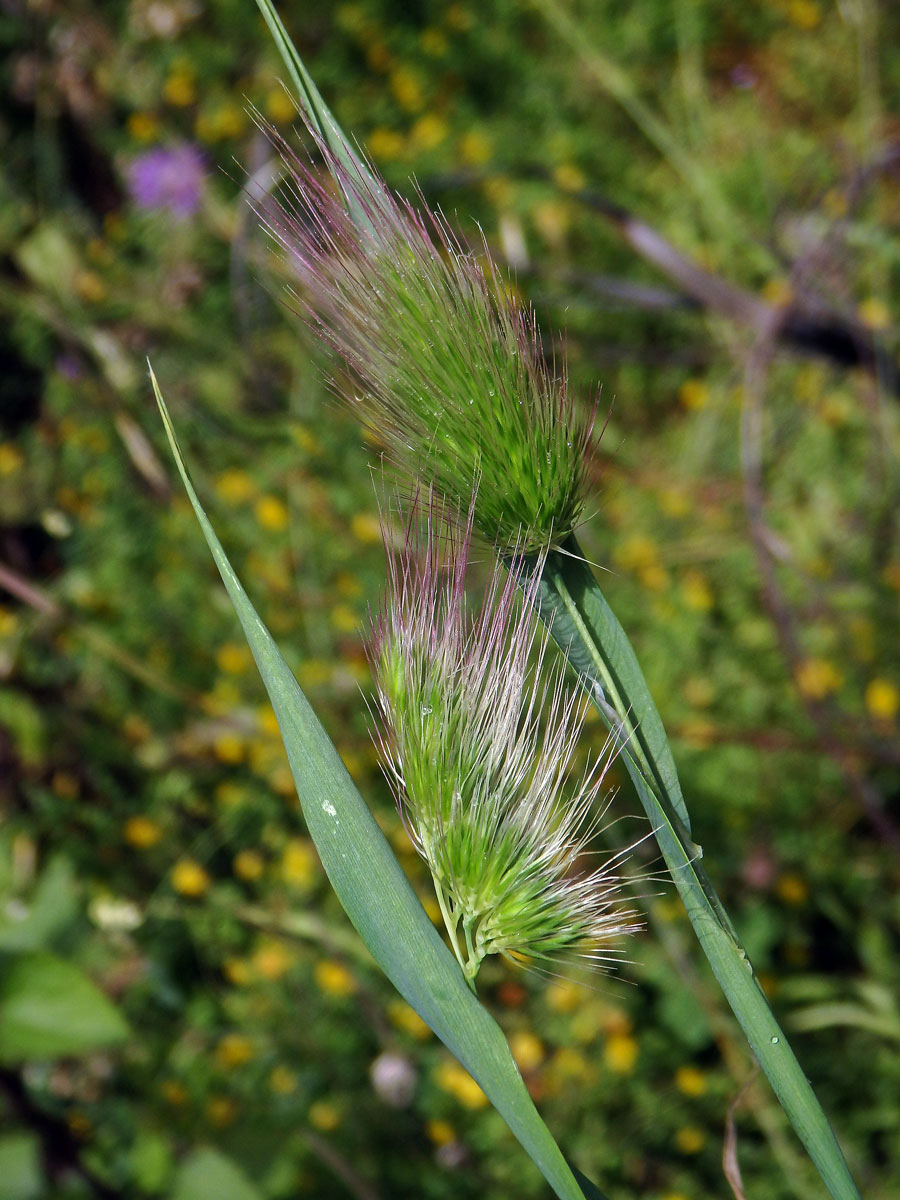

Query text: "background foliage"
[1, 1, 899, 1197]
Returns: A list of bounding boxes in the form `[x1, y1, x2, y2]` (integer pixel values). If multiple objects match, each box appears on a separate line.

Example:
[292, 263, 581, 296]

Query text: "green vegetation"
[0, 2, 898, 1198]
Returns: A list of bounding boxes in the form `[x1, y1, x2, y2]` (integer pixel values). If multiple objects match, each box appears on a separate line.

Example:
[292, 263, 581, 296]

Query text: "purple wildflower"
[126, 143, 206, 219]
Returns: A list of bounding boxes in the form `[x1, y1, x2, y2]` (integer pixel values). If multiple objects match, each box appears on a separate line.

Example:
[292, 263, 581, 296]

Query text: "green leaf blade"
[535, 541, 860, 1200]
[152, 373, 605, 1200]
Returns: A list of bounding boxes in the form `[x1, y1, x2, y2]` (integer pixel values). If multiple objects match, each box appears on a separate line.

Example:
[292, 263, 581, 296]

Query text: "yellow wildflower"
[858, 297, 890, 330]
[213, 733, 245, 764]
[256, 705, 280, 737]
[234, 849, 265, 881]
[269, 1066, 298, 1094]
[216, 641, 252, 674]
[215, 1034, 254, 1068]
[281, 838, 318, 888]
[604, 1034, 638, 1075]
[445, 5, 473, 31]
[426, 1119, 456, 1146]
[350, 511, 381, 543]
[531, 200, 570, 246]
[124, 816, 162, 849]
[552, 163, 586, 192]
[795, 657, 841, 700]
[330, 603, 359, 633]
[253, 939, 293, 980]
[75, 270, 106, 303]
[675, 1125, 706, 1154]
[434, 1061, 488, 1109]
[171, 859, 211, 898]
[509, 1030, 544, 1072]
[613, 534, 659, 571]
[223, 957, 252, 986]
[0, 444, 25, 475]
[265, 86, 297, 124]
[161, 1079, 188, 1105]
[127, 112, 160, 142]
[335, 571, 363, 598]
[206, 1096, 237, 1127]
[551, 1047, 590, 1081]
[366, 41, 392, 72]
[52, 772, 78, 798]
[389, 66, 424, 113]
[865, 678, 899, 721]
[314, 959, 357, 998]
[335, 4, 365, 33]
[545, 978, 581, 1014]
[163, 69, 196, 107]
[215, 780, 246, 808]
[761, 277, 793, 307]
[681, 570, 714, 612]
[788, 0, 821, 30]
[196, 103, 246, 141]
[367, 127, 406, 162]
[684, 676, 714, 709]
[215, 468, 256, 504]
[420, 28, 448, 56]
[678, 379, 709, 411]
[639, 562, 669, 592]
[387, 998, 432, 1040]
[675, 1066, 707, 1097]
[410, 113, 447, 151]
[659, 487, 690, 517]
[255, 494, 290, 531]
[297, 659, 332, 689]
[309, 1100, 342, 1131]
[776, 874, 809, 905]
[67, 1111, 91, 1139]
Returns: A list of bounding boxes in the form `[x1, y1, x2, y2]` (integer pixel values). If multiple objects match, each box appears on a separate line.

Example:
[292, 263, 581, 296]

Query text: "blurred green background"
[1, 1, 899, 1197]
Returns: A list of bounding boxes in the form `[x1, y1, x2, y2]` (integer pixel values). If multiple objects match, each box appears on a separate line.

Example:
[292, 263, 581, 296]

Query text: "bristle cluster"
[367, 499, 640, 984]
[257, 121, 595, 553]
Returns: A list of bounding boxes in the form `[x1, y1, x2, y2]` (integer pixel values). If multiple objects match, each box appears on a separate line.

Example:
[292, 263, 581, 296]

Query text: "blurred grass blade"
[253, 0, 380, 231]
[528, 0, 771, 273]
[253, 0, 350, 160]
[151, 370, 607, 1200]
[534, 538, 860, 1200]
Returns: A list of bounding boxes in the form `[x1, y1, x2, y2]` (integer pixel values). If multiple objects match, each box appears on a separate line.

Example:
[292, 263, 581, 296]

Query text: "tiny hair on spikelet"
[251, 110, 597, 555]
[366, 491, 642, 988]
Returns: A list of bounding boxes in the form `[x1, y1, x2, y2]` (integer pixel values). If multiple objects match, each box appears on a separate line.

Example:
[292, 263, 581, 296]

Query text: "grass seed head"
[257, 120, 596, 553]
[367, 496, 640, 984]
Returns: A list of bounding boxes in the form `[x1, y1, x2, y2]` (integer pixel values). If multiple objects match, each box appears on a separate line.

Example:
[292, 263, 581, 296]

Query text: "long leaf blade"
[253, 0, 381, 234]
[151, 372, 606, 1200]
[536, 540, 860, 1200]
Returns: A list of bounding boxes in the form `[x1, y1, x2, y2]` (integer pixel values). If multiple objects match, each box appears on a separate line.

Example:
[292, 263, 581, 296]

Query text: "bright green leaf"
[0, 1133, 43, 1200]
[0, 952, 130, 1064]
[169, 1147, 262, 1200]
[0, 854, 80, 953]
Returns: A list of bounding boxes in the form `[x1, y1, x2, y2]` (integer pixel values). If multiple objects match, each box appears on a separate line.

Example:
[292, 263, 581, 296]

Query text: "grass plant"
[146, 4, 866, 1197]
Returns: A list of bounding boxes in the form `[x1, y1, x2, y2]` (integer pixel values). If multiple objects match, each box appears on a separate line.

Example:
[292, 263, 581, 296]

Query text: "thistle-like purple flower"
[256, 121, 595, 553]
[367, 499, 640, 984]
[127, 143, 206, 219]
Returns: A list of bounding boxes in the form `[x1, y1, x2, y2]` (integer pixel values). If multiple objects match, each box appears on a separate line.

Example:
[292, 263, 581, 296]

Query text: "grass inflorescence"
[367, 498, 641, 986]
[256, 119, 596, 554]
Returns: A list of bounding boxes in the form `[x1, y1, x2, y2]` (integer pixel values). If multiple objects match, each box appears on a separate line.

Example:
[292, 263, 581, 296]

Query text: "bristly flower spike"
[367, 497, 641, 987]
[256, 118, 596, 554]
